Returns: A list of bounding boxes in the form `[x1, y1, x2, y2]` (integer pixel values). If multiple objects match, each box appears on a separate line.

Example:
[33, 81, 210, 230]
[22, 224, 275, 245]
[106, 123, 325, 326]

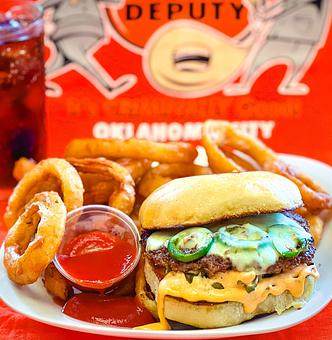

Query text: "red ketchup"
[57, 230, 136, 285]
[63, 295, 154, 328]
[55, 205, 150, 328]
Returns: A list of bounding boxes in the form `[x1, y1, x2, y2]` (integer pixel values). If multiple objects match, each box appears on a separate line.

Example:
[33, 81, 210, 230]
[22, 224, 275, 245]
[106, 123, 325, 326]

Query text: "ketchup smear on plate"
[57, 230, 136, 284]
[63, 295, 154, 328]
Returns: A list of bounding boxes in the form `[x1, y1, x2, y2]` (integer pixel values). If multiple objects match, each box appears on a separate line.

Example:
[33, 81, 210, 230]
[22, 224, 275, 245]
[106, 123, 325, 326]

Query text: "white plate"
[1, 154, 332, 339]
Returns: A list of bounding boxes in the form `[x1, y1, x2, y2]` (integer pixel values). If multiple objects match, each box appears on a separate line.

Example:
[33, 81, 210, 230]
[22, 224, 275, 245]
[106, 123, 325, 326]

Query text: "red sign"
[41, 0, 332, 165]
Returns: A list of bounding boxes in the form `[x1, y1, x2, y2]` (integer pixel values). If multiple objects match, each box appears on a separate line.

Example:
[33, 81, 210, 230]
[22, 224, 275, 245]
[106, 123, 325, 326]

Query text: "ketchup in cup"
[55, 205, 153, 328]
[55, 205, 141, 290]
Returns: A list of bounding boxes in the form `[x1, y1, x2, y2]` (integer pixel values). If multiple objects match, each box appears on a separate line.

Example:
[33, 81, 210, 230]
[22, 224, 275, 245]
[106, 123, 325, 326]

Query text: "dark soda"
[0, 3, 45, 194]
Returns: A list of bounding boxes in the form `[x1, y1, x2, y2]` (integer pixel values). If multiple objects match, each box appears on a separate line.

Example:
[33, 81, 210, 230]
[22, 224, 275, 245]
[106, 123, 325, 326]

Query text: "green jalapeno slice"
[217, 224, 270, 250]
[167, 227, 214, 262]
[268, 224, 311, 258]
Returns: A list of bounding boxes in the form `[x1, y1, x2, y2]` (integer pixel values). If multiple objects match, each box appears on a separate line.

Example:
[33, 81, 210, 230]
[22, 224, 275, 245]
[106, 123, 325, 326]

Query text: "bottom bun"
[137, 260, 316, 329]
[164, 276, 315, 328]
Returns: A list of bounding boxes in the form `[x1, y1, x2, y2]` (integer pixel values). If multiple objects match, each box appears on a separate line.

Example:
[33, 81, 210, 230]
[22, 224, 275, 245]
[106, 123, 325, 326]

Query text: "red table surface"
[0, 200, 331, 340]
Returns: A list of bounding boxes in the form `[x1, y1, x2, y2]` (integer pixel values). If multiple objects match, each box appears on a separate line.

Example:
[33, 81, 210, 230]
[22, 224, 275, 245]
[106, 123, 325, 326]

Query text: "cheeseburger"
[136, 171, 319, 329]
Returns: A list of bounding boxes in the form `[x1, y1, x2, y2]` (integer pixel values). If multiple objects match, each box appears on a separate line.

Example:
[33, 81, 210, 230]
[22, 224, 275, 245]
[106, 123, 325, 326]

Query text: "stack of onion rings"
[4, 192, 67, 285]
[263, 159, 332, 214]
[11, 157, 151, 207]
[202, 120, 332, 215]
[5, 158, 84, 228]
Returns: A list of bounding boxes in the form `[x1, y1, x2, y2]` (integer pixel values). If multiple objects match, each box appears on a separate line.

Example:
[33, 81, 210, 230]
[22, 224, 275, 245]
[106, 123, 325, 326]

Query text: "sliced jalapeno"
[217, 224, 269, 250]
[269, 224, 310, 258]
[167, 227, 213, 263]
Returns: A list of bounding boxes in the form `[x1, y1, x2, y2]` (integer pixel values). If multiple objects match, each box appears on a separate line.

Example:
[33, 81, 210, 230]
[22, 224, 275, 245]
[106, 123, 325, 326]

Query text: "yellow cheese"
[137, 264, 319, 330]
[134, 322, 167, 330]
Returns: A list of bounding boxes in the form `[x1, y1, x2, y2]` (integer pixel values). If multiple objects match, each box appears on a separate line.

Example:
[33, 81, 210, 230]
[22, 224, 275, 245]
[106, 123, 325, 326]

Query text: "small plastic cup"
[54, 205, 141, 291]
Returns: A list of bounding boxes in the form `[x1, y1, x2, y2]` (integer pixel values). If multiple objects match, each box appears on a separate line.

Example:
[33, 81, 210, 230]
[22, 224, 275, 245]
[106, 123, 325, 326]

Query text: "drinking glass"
[0, 1, 46, 200]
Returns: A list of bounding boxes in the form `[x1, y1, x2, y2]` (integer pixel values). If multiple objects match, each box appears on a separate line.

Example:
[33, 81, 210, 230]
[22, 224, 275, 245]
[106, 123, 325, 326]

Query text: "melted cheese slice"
[136, 265, 319, 330]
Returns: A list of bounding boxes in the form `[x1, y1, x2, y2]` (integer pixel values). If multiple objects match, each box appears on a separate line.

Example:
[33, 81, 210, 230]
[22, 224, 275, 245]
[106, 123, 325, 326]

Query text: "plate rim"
[1, 273, 331, 340]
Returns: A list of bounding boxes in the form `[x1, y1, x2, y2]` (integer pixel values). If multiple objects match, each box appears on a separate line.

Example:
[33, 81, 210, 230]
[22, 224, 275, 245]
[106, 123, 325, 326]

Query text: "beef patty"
[143, 212, 315, 278]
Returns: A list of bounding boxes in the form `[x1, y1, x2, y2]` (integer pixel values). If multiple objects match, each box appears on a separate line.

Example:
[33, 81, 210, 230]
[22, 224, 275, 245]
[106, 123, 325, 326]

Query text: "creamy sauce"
[218, 213, 302, 229]
[146, 230, 177, 251]
[208, 238, 278, 273]
[138, 264, 319, 330]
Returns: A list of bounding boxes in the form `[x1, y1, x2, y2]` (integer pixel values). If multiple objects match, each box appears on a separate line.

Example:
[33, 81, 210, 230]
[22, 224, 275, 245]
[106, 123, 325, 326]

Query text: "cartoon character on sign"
[225, 0, 331, 95]
[42, 0, 136, 98]
[141, 0, 331, 97]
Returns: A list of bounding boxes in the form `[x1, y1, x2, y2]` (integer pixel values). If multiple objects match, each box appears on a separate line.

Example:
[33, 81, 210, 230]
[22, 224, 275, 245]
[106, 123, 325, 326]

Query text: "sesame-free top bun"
[139, 171, 303, 229]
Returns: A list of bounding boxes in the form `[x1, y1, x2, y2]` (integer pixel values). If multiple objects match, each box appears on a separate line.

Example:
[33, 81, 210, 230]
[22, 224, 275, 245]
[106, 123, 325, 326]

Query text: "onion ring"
[222, 147, 260, 171]
[138, 163, 212, 197]
[5, 158, 84, 228]
[202, 120, 332, 214]
[263, 159, 332, 213]
[147, 163, 212, 178]
[79, 159, 151, 204]
[202, 120, 277, 173]
[80, 173, 116, 205]
[65, 138, 198, 163]
[4, 192, 67, 285]
[68, 158, 135, 215]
